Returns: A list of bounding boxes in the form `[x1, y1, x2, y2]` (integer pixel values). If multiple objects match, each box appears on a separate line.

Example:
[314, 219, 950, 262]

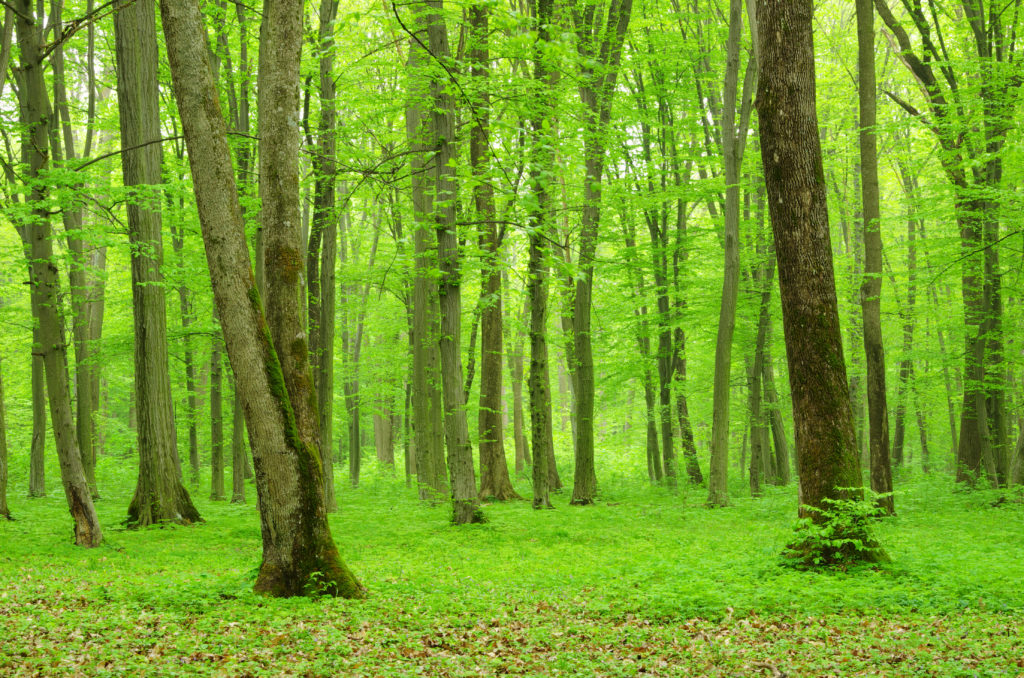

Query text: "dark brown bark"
[159, 0, 362, 597]
[756, 0, 878, 560]
[28, 325, 46, 498]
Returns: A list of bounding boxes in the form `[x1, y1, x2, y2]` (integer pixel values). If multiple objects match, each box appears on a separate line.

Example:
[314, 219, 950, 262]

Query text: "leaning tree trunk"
[115, 0, 200, 526]
[15, 0, 102, 546]
[470, 2, 519, 502]
[160, 0, 363, 597]
[855, 0, 893, 514]
[756, 0, 879, 561]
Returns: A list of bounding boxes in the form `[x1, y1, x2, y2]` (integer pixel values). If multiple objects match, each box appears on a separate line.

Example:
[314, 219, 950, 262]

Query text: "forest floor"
[2, 462, 1023, 677]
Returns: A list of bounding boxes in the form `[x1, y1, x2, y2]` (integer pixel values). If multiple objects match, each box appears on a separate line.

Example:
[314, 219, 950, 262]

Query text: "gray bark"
[159, 0, 362, 597]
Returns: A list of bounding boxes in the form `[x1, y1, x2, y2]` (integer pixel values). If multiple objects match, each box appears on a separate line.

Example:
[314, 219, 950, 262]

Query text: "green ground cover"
[2, 462, 1023, 676]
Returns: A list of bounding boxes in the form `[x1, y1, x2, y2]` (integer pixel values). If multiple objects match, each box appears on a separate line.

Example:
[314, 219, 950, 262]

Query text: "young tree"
[755, 0, 878, 560]
[0, 357, 9, 520]
[159, 0, 363, 597]
[115, 0, 200, 526]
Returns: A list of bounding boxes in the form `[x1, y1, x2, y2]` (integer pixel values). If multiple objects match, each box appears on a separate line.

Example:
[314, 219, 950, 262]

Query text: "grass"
[2, 456, 1024, 676]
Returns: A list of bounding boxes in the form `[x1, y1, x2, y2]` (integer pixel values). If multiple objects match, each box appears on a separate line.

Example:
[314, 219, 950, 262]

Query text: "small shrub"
[784, 492, 890, 568]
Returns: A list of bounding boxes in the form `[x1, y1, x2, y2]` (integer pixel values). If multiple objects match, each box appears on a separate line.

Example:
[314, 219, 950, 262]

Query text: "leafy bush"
[784, 492, 891, 568]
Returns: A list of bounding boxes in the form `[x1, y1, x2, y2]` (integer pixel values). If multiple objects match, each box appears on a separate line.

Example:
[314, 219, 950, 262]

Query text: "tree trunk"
[471, 3, 519, 502]
[0, 358, 10, 520]
[231, 373, 246, 503]
[762, 337, 791, 485]
[159, 0, 363, 597]
[855, 0, 893, 514]
[15, 0, 102, 546]
[115, 0, 200, 526]
[405, 38, 448, 503]
[28, 329, 46, 498]
[309, 0, 340, 511]
[507, 294, 531, 476]
[756, 0, 879, 561]
[210, 332, 225, 501]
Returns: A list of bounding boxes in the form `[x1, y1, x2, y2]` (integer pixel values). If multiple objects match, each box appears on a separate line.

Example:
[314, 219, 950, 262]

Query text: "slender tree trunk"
[405, 38, 448, 503]
[16, 0, 102, 546]
[210, 332, 225, 501]
[763, 337, 791, 485]
[309, 0, 340, 512]
[756, 0, 879, 560]
[855, 0, 893, 514]
[231, 373, 246, 503]
[160, 0, 363, 597]
[507, 294, 531, 475]
[28, 330, 46, 497]
[0, 358, 10, 519]
[707, 0, 756, 508]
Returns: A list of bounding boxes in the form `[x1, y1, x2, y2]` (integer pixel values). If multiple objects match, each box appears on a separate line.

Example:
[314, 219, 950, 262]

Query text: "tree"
[755, 0, 879, 560]
[855, 0, 892, 514]
[568, 0, 632, 506]
[706, 0, 757, 507]
[115, 0, 200, 526]
[14, 0, 102, 546]
[0, 357, 9, 520]
[158, 0, 363, 597]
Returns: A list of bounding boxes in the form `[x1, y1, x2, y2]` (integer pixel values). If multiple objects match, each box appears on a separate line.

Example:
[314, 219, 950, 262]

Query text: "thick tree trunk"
[160, 0, 362, 597]
[115, 0, 200, 527]
[16, 0, 102, 546]
[756, 0, 879, 561]
[855, 0, 893, 514]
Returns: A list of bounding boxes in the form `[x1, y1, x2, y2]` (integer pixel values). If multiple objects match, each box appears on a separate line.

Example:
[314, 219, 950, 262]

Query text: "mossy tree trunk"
[159, 0, 363, 597]
[15, 0, 102, 546]
[756, 0, 878, 560]
[115, 0, 200, 527]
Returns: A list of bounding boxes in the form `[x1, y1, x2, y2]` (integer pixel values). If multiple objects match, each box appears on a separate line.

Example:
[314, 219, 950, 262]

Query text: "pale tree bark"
[15, 0, 102, 546]
[405, 40, 448, 503]
[470, 2, 519, 502]
[506, 290, 531, 475]
[115, 0, 200, 527]
[855, 0, 893, 514]
[756, 0, 879, 561]
[707, 0, 756, 507]
[159, 0, 363, 597]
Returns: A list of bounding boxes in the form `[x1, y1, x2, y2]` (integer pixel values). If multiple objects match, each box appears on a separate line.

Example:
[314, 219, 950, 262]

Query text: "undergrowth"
[2, 458, 1023, 676]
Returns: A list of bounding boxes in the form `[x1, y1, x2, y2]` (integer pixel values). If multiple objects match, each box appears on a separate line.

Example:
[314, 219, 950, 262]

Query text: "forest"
[1, 0, 1024, 673]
